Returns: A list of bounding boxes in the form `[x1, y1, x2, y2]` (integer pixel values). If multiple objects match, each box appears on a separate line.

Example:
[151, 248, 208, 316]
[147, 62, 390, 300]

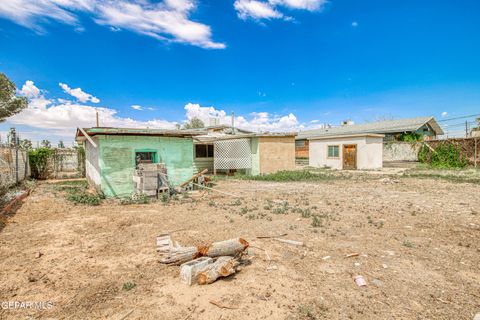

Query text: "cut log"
[158, 238, 249, 265]
[159, 246, 199, 265]
[199, 238, 249, 258]
[198, 256, 240, 285]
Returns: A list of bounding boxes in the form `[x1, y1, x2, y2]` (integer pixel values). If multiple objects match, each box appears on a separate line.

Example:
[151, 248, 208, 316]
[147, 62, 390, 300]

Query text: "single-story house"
[296, 116, 444, 158]
[191, 126, 297, 175]
[75, 127, 205, 197]
[309, 134, 384, 170]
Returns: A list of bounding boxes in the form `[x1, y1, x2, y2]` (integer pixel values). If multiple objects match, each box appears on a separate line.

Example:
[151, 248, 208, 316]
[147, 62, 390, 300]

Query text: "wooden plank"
[78, 127, 97, 148]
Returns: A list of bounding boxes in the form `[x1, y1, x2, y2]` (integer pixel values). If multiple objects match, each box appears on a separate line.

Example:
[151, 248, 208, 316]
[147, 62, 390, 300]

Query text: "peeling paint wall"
[94, 135, 194, 197]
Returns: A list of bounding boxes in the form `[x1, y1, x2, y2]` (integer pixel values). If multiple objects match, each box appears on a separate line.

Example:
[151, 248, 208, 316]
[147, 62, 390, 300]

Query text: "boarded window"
[327, 145, 339, 158]
[195, 144, 214, 158]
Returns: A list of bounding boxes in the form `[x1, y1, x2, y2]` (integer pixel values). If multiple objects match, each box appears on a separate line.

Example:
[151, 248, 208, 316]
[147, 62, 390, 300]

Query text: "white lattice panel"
[214, 138, 252, 170]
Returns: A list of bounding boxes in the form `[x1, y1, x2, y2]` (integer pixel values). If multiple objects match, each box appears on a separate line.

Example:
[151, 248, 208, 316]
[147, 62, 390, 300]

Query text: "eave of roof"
[75, 127, 206, 140]
[308, 133, 385, 140]
[297, 116, 443, 140]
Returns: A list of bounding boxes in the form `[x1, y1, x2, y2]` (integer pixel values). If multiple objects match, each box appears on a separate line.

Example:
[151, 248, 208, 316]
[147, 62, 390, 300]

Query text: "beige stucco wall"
[309, 136, 383, 170]
[258, 136, 296, 174]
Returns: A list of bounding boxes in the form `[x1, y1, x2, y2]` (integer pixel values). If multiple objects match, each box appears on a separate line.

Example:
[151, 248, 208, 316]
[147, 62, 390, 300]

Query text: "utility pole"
[231, 111, 235, 135]
[96, 110, 99, 127]
[465, 120, 468, 138]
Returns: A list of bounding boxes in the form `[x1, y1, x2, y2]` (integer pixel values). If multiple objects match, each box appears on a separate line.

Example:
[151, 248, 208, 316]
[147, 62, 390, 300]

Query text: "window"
[327, 145, 339, 158]
[295, 140, 305, 147]
[195, 144, 214, 158]
[135, 151, 157, 166]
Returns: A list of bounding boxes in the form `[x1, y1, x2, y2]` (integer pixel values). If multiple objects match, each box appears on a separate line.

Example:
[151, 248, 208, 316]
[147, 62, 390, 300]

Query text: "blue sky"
[0, 0, 479, 143]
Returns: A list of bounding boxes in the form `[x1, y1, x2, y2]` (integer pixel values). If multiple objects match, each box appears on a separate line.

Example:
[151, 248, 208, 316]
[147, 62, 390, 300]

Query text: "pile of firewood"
[157, 234, 249, 285]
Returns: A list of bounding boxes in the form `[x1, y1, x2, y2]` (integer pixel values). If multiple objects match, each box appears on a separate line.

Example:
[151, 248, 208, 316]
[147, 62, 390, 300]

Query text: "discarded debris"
[321, 255, 331, 260]
[35, 252, 43, 259]
[346, 253, 360, 258]
[274, 238, 304, 246]
[256, 233, 288, 239]
[354, 275, 367, 287]
[191, 182, 241, 198]
[179, 169, 208, 188]
[180, 257, 214, 285]
[209, 300, 239, 310]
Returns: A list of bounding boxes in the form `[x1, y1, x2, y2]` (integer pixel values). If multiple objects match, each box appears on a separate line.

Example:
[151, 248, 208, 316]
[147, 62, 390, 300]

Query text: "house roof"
[308, 133, 385, 141]
[194, 132, 297, 143]
[297, 116, 444, 140]
[75, 127, 206, 141]
[185, 124, 254, 134]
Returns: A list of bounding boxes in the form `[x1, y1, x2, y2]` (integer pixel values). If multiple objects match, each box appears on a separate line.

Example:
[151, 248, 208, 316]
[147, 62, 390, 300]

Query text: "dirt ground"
[0, 174, 479, 320]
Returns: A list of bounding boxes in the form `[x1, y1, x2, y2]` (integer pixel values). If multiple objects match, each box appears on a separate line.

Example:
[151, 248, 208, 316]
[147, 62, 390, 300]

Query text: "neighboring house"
[75, 127, 205, 197]
[309, 134, 384, 170]
[192, 126, 296, 175]
[296, 116, 444, 158]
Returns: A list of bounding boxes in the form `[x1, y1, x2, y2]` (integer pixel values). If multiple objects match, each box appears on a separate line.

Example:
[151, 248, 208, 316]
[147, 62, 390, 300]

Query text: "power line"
[437, 113, 480, 122]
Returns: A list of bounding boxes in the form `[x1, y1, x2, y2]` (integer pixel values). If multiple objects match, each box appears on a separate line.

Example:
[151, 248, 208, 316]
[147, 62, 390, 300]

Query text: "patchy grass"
[66, 193, 102, 206]
[120, 193, 151, 205]
[54, 179, 103, 206]
[403, 168, 480, 184]
[235, 170, 336, 182]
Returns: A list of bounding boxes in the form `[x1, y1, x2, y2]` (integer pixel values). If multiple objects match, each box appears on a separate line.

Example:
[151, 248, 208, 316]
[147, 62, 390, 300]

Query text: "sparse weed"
[311, 215, 323, 228]
[402, 240, 415, 248]
[122, 282, 136, 291]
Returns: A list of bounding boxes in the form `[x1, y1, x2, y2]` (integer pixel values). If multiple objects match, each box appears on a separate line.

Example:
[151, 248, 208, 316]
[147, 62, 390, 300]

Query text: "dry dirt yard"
[0, 175, 479, 320]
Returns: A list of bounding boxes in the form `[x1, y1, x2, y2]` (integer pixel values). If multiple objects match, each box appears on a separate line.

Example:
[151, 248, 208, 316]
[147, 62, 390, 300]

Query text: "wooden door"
[343, 144, 357, 170]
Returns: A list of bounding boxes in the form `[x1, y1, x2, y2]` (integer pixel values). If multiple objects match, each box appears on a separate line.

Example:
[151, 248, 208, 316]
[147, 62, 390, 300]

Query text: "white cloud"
[234, 0, 283, 20]
[234, 0, 326, 21]
[9, 80, 305, 142]
[19, 80, 41, 98]
[0, 0, 224, 49]
[131, 105, 143, 110]
[351, 21, 358, 27]
[184, 103, 298, 132]
[441, 111, 448, 117]
[59, 82, 100, 103]
[269, 0, 326, 11]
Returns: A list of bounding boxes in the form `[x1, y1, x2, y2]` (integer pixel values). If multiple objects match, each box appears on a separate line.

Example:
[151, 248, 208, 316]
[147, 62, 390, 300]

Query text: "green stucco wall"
[97, 135, 194, 197]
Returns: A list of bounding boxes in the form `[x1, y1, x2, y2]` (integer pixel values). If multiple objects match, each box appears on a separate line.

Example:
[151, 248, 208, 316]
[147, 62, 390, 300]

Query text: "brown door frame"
[342, 144, 357, 170]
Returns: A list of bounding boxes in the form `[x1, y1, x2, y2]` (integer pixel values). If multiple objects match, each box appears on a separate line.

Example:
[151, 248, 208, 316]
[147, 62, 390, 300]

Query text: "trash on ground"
[354, 275, 367, 287]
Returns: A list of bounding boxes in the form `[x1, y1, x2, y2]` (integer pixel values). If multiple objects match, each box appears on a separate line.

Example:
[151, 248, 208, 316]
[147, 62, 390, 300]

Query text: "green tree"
[0, 73, 28, 122]
[182, 117, 205, 129]
[58, 140, 65, 148]
[41, 139, 51, 148]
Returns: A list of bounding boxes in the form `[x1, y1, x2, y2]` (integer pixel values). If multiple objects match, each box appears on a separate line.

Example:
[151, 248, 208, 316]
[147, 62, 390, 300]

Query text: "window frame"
[327, 145, 340, 159]
[134, 150, 158, 167]
[195, 144, 214, 159]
